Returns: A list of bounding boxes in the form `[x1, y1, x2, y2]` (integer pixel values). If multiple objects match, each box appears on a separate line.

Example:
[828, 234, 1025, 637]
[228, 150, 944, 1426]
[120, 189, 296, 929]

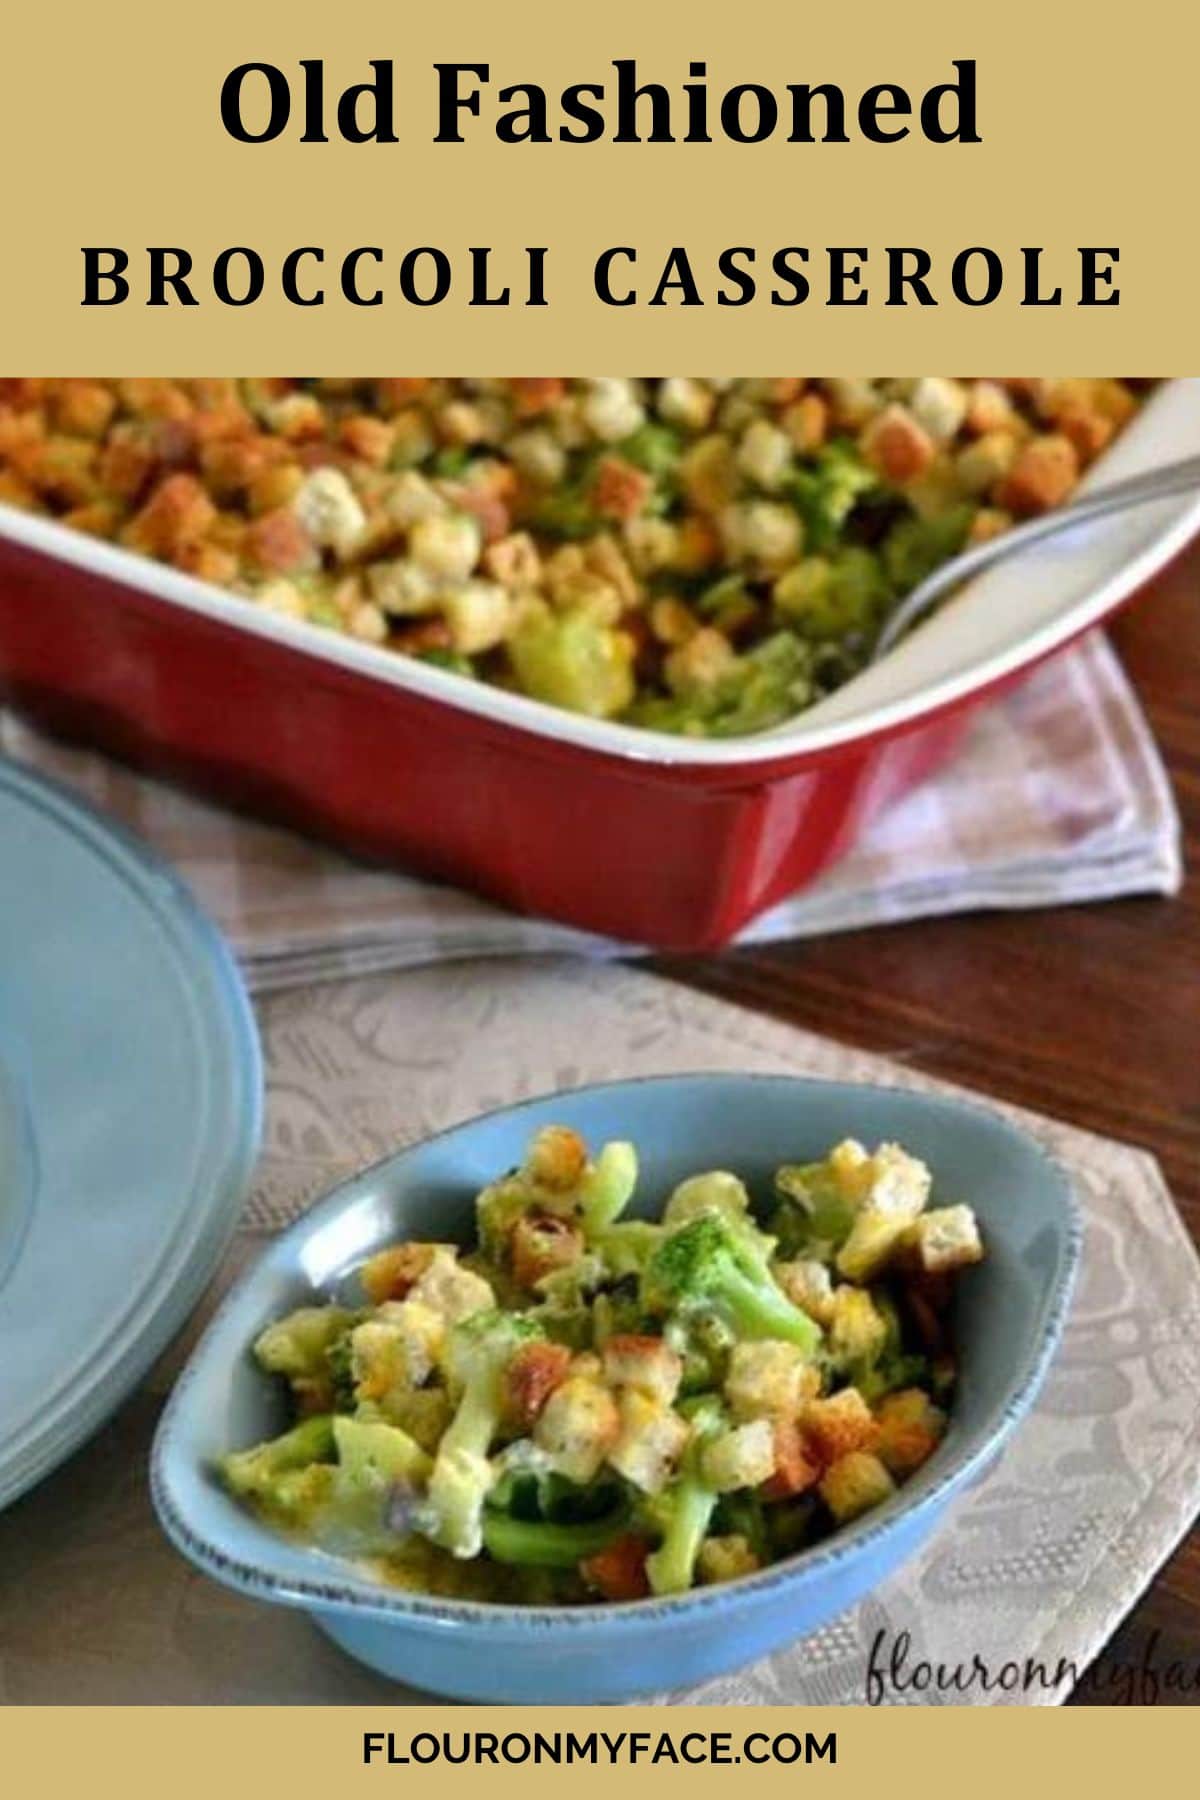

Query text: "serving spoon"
[871, 452, 1200, 661]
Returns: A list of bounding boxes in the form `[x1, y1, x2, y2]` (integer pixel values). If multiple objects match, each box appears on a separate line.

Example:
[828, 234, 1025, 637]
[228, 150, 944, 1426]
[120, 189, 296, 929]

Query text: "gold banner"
[3, 1706, 1198, 1788]
[1, 0, 1196, 370]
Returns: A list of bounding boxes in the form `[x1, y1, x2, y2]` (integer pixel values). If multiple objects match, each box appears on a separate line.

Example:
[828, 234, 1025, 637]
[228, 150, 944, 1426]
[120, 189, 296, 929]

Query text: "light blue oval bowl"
[151, 1073, 1080, 1702]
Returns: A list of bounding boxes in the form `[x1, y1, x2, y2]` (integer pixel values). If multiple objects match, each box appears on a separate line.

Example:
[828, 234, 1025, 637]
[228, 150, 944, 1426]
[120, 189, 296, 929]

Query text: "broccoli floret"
[630, 632, 817, 739]
[333, 1415, 431, 1491]
[525, 486, 603, 542]
[218, 1414, 336, 1503]
[326, 1329, 358, 1412]
[663, 1171, 776, 1273]
[618, 421, 684, 481]
[579, 1140, 638, 1233]
[290, 1416, 435, 1555]
[786, 440, 879, 551]
[643, 1396, 726, 1595]
[416, 647, 476, 678]
[712, 1488, 769, 1563]
[850, 1290, 930, 1402]
[357, 1385, 453, 1454]
[534, 1305, 598, 1348]
[253, 1306, 356, 1410]
[772, 1161, 857, 1259]
[773, 548, 892, 643]
[641, 1215, 822, 1357]
[475, 1131, 637, 1263]
[508, 607, 635, 719]
[222, 1416, 433, 1553]
[882, 506, 973, 595]
[591, 1279, 646, 1348]
[592, 1219, 664, 1281]
[416, 1310, 544, 1558]
[476, 1174, 540, 1265]
[828, 1286, 889, 1376]
[664, 1308, 737, 1396]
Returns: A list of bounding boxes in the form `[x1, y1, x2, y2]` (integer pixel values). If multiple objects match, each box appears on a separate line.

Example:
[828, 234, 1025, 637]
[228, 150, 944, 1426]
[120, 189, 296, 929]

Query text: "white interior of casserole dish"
[1, 379, 1197, 768]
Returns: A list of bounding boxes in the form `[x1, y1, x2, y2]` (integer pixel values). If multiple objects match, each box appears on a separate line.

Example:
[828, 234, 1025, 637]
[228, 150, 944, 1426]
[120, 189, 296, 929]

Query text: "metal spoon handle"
[872, 453, 1200, 661]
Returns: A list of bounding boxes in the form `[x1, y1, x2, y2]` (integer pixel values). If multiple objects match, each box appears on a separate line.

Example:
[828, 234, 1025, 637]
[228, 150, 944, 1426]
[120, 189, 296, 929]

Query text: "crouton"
[907, 377, 968, 444]
[658, 377, 716, 432]
[902, 1205, 984, 1277]
[760, 1419, 821, 1500]
[524, 1124, 589, 1193]
[964, 379, 1015, 436]
[700, 1418, 776, 1493]
[579, 1532, 652, 1601]
[773, 1259, 837, 1328]
[351, 1301, 444, 1400]
[835, 1143, 932, 1282]
[664, 626, 737, 696]
[375, 1384, 452, 1454]
[408, 1248, 495, 1326]
[1053, 396, 1116, 461]
[601, 1335, 684, 1407]
[724, 1339, 820, 1422]
[697, 1534, 760, 1584]
[802, 1388, 880, 1465]
[819, 1450, 896, 1524]
[861, 405, 936, 485]
[829, 1138, 872, 1200]
[503, 1340, 572, 1431]
[591, 456, 654, 522]
[680, 434, 741, 511]
[510, 1212, 585, 1291]
[408, 511, 482, 582]
[244, 505, 319, 576]
[511, 377, 568, 417]
[955, 430, 1019, 497]
[442, 580, 512, 655]
[607, 1390, 688, 1494]
[339, 414, 396, 466]
[484, 530, 542, 589]
[292, 466, 367, 558]
[875, 1389, 947, 1476]
[829, 1287, 888, 1368]
[125, 473, 217, 559]
[996, 435, 1079, 516]
[967, 507, 1013, 545]
[736, 418, 793, 491]
[781, 392, 829, 451]
[53, 381, 117, 439]
[360, 1242, 438, 1306]
[534, 1374, 621, 1483]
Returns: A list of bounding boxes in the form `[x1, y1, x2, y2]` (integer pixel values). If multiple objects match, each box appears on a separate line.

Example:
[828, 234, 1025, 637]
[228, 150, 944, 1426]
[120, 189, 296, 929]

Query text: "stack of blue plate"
[0, 758, 261, 1508]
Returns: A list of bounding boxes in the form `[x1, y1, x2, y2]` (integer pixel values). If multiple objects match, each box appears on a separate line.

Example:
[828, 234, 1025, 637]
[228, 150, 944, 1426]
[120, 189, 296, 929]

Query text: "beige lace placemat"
[2, 959, 1197, 1704]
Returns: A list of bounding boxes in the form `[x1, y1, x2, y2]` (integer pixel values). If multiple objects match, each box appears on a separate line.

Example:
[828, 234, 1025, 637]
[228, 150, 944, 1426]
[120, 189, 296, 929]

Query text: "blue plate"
[0, 758, 262, 1509]
[153, 1072, 1079, 1702]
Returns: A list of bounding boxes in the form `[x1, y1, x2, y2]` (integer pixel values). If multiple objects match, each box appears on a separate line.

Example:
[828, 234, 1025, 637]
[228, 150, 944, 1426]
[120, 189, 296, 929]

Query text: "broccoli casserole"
[220, 1125, 984, 1603]
[0, 378, 1147, 736]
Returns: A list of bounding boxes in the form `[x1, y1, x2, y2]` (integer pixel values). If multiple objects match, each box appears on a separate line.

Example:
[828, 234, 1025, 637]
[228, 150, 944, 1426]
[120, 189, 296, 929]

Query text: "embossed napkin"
[2, 960, 1196, 1705]
[0, 632, 1180, 987]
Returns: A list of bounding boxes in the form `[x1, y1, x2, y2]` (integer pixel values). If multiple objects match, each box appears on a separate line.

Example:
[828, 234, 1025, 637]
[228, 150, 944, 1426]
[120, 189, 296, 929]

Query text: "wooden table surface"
[656, 538, 1200, 1702]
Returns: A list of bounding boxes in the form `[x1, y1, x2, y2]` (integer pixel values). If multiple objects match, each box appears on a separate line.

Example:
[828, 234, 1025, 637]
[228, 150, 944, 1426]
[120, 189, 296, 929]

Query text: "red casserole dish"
[1, 379, 1199, 951]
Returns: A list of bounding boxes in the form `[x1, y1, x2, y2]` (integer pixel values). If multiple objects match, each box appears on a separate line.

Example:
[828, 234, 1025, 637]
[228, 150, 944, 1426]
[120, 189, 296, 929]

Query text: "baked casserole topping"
[0, 378, 1149, 735]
